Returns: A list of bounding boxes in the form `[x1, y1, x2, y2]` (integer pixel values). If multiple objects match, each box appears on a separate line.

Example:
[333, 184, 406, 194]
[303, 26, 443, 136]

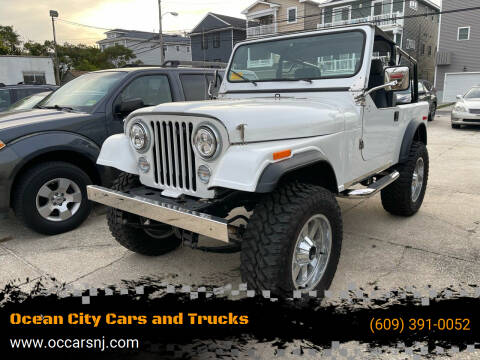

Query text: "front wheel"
[107, 172, 181, 256]
[381, 141, 429, 216]
[13, 161, 92, 235]
[240, 182, 343, 296]
[428, 103, 436, 121]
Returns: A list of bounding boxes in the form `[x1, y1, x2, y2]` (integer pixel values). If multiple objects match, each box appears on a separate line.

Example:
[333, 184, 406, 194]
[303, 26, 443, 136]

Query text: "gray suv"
[0, 66, 222, 234]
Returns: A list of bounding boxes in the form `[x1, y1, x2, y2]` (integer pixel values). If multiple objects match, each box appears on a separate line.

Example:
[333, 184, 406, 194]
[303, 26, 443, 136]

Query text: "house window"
[187, 46, 190, 53]
[23, 72, 46, 85]
[176, 45, 180, 52]
[421, 43, 425, 55]
[287, 7, 297, 23]
[213, 33, 220, 48]
[201, 35, 208, 49]
[395, 33, 402, 46]
[406, 39, 415, 50]
[333, 6, 350, 23]
[458, 27, 470, 41]
[409, 1, 417, 10]
[428, 45, 432, 56]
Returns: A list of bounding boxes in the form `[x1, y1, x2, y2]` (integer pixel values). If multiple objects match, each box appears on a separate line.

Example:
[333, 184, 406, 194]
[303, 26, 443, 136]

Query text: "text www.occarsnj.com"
[10, 337, 139, 351]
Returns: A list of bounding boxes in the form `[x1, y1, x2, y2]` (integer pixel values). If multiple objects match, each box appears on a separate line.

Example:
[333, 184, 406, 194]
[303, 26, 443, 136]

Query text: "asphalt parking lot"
[1, 108, 479, 297]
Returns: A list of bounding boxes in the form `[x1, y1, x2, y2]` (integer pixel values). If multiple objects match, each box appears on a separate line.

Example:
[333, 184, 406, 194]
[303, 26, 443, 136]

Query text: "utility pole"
[50, 10, 60, 85]
[158, 0, 164, 65]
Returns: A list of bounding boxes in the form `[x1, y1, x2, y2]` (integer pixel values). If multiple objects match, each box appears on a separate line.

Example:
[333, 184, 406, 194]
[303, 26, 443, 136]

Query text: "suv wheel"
[428, 102, 436, 121]
[240, 182, 342, 296]
[107, 172, 181, 256]
[13, 161, 92, 235]
[381, 141, 429, 216]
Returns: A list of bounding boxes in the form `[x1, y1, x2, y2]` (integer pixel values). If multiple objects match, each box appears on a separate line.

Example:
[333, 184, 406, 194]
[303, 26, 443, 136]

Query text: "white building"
[97, 29, 191, 65]
[0, 55, 56, 85]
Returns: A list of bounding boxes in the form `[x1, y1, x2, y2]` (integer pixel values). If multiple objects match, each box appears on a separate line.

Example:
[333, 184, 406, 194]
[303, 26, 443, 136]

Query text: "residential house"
[97, 29, 191, 65]
[242, 0, 320, 37]
[435, 0, 480, 102]
[190, 13, 252, 63]
[243, 0, 439, 82]
[0, 55, 56, 85]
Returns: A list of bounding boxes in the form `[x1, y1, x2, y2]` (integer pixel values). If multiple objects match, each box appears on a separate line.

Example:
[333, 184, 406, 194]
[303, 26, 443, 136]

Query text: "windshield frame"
[226, 29, 367, 84]
[37, 70, 128, 114]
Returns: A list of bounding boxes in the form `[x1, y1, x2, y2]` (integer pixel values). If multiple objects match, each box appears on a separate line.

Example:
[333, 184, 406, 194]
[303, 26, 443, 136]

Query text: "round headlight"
[129, 122, 149, 152]
[193, 126, 219, 159]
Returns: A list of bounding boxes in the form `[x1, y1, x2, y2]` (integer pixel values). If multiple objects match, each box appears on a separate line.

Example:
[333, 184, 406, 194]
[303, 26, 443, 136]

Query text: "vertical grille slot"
[151, 120, 197, 194]
[151, 121, 159, 184]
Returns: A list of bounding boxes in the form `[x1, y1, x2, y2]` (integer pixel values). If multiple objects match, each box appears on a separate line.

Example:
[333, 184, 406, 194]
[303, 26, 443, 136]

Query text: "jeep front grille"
[150, 120, 197, 192]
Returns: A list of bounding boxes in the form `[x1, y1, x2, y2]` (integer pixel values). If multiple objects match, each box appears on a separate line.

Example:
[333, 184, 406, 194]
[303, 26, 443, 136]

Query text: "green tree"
[0, 25, 22, 55]
[101, 44, 137, 68]
[24, 41, 53, 56]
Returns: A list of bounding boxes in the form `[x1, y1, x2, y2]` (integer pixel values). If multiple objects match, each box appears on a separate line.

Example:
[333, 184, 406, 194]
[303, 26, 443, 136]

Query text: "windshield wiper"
[297, 78, 313, 83]
[230, 70, 257, 86]
[41, 105, 76, 112]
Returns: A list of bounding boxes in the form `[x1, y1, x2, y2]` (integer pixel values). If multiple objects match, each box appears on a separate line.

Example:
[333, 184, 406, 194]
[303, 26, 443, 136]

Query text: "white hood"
[463, 98, 480, 109]
[136, 98, 348, 143]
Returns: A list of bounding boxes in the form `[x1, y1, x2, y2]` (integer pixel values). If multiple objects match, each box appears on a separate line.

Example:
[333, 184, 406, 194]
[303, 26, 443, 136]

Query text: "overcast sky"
[0, 0, 441, 46]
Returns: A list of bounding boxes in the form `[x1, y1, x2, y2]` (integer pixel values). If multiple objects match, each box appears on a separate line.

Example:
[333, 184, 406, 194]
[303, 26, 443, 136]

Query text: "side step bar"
[339, 171, 400, 199]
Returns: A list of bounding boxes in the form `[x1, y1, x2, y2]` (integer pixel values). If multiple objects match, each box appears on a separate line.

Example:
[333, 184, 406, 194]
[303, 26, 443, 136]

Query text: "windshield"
[228, 30, 365, 83]
[465, 88, 480, 99]
[39, 71, 127, 112]
[8, 92, 50, 111]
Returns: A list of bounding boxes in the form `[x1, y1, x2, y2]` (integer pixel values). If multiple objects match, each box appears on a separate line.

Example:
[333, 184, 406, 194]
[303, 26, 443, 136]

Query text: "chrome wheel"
[36, 178, 82, 222]
[411, 157, 424, 202]
[291, 214, 332, 290]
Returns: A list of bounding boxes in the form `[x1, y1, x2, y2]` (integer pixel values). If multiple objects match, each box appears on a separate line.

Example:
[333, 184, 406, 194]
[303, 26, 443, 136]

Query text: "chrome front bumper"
[87, 185, 230, 242]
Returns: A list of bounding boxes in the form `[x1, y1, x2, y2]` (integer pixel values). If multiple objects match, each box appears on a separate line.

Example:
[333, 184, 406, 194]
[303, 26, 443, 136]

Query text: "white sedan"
[451, 86, 480, 128]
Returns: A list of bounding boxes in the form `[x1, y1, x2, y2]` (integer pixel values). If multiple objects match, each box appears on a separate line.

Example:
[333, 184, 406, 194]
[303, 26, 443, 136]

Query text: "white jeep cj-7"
[88, 24, 429, 295]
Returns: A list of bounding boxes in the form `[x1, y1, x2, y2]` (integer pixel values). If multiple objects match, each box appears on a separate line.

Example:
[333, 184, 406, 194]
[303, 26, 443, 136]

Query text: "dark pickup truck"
[0, 66, 222, 234]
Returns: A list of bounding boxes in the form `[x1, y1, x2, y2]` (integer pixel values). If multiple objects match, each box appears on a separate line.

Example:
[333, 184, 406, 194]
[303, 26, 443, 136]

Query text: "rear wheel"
[107, 172, 181, 256]
[381, 141, 429, 216]
[240, 182, 342, 296]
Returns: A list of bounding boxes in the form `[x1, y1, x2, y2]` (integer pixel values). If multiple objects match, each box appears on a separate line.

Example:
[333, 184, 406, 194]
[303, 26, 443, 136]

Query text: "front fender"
[8, 131, 101, 181]
[209, 135, 341, 193]
[97, 134, 138, 175]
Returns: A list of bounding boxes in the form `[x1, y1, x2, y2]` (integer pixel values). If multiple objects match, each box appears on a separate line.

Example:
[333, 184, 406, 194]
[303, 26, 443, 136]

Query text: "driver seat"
[368, 59, 388, 109]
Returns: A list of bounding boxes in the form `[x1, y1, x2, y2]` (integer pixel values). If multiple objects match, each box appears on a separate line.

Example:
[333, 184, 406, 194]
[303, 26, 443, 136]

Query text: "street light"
[49, 10, 60, 85]
[158, 0, 179, 64]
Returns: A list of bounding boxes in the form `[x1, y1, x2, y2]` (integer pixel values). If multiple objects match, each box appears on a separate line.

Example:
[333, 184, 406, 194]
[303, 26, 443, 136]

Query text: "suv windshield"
[228, 30, 365, 83]
[39, 71, 127, 113]
[465, 88, 480, 99]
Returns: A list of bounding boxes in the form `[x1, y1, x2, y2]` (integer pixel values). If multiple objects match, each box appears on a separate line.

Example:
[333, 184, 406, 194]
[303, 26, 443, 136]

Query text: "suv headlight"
[453, 103, 467, 113]
[129, 121, 150, 152]
[193, 125, 220, 159]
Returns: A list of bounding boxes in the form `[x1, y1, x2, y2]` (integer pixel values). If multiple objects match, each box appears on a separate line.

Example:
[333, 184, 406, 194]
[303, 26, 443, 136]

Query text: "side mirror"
[456, 95, 463, 100]
[116, 98, 144, 115]
[384, 66, 410, 91]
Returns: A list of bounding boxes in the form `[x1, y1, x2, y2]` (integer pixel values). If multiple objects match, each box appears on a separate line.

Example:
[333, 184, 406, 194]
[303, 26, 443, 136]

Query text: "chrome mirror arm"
[354, 81, 398, 106]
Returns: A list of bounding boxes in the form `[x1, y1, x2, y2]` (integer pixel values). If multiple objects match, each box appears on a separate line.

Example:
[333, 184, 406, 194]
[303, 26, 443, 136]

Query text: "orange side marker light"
[273, 149, 292, 161]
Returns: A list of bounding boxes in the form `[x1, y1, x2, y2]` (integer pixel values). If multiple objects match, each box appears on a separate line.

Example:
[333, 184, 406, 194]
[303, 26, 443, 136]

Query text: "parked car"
[451, 86, 480, 129]
[0, 84, 58, 112]
[396, 79, 437, 121]
[87, 24, 429, 295]
[5, 91, 52, 112]
[0, 66, 223, 234]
